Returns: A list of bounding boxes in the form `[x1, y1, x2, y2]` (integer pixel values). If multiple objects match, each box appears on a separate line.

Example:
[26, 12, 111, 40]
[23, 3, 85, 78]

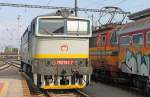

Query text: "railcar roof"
[117, 16, 150, 35]
[128, 8, 150, 20]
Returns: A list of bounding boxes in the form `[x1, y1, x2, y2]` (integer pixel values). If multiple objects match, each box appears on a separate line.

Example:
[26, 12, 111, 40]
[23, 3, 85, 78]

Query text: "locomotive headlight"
[56, 9, 70, 18]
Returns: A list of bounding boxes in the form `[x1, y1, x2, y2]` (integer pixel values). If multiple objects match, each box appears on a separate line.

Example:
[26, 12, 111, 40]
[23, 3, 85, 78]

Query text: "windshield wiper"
[41, 28, 53, 35]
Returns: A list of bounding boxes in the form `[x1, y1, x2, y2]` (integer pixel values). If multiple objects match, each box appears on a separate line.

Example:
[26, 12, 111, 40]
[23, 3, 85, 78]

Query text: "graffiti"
[121, 48, 150, 76]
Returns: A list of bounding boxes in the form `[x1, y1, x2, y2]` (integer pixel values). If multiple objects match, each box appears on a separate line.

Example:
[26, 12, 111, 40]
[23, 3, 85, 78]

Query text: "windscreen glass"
[120, 36, 130, 45]
[38, 18, 90, 36]
[133, 34, 144, 44]
[67, 20, 89, 35]
[38, 19, 64, 35]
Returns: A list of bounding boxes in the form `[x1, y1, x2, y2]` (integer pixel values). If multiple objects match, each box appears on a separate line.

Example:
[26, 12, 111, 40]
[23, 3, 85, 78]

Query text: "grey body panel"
[34, 37, 89, 55]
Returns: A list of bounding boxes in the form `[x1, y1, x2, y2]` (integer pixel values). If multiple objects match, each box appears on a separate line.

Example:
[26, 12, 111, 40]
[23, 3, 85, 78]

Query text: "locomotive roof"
[91, 24, 122, 37]
[36, 13, 88, 20]
[93, 23, 122, 33]
[117, 16, 150, 35]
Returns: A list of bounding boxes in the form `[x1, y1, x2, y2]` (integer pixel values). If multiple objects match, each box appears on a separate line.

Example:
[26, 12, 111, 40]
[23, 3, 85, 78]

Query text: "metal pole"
[75, 0, 78, 16]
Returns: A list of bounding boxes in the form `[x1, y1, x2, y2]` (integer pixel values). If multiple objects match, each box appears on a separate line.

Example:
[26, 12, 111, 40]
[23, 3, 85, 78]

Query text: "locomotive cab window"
[67, 20, 89, 35]
[110, 31, 117, 44]
[38, 18, 90, 36]
[133, 34, 144, 45]
[120, 36, 130, 45]
[38, 18, 64, 35]
[101, 36, 106, 45]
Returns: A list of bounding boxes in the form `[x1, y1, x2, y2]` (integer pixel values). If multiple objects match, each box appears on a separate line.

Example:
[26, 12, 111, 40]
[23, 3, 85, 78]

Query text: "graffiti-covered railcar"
[118, 12, 150, 89]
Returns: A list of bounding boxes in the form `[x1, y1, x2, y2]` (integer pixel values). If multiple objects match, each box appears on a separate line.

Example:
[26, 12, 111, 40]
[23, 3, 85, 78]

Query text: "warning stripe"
[33, 54, 89, 59]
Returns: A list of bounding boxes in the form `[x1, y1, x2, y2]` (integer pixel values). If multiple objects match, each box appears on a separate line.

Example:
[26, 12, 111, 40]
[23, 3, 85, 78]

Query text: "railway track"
[0, 59, 20, 71]
[46, 90, 89, 97]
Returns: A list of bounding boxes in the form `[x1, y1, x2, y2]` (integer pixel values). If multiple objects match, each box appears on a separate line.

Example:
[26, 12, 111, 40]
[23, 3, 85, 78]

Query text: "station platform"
[0, 65, 30, 97]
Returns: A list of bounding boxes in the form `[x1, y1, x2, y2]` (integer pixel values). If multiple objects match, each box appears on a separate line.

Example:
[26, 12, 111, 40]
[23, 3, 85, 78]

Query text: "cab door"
[146, 32, 150, 76]
[132, 33, 145, 75]
[100, 34, 107, 64]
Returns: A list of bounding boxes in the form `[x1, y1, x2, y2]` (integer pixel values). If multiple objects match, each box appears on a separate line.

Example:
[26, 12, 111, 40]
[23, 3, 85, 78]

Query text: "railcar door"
[132, 33, 149, 76]
[100, 34, 107, 68]
[147, 32, 150, 76]
[119, 35, 133, 74]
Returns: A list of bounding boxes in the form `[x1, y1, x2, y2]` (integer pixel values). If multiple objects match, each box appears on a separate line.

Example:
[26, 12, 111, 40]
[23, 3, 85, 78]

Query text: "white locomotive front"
[21, 10, 92, 89]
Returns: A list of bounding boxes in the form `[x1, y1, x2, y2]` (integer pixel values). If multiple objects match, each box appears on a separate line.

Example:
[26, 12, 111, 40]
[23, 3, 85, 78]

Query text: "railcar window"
[39, 19, 64, 35]
[148, 33, 150, 42]
[67, 20, 89, 35]
[110, 31, 117, 44]
[120, 36, 130, 45]
[133, 34, 144, 44]
[102, 36, 106, 45]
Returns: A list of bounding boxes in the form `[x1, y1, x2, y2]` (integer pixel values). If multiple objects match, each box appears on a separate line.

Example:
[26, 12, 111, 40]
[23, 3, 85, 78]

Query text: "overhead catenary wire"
[0, 2, 130, 14]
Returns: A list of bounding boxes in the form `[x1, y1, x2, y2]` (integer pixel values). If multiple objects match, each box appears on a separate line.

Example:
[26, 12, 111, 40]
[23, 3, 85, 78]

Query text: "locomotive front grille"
[32, 59, 91, 75]
[32, 58, 92, 89]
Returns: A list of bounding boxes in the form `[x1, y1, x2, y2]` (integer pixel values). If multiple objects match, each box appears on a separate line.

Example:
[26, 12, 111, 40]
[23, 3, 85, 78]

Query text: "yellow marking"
[42, 85, 86, 89]
[0, 81, 9, 97]
[33, 54, 89, 59]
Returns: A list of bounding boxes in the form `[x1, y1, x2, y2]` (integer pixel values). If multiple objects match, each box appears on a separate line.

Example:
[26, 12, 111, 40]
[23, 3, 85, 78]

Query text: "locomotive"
[90, 8, 150, 90]
[90, 23, 122, 80]
[21, 9, 92, 89]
